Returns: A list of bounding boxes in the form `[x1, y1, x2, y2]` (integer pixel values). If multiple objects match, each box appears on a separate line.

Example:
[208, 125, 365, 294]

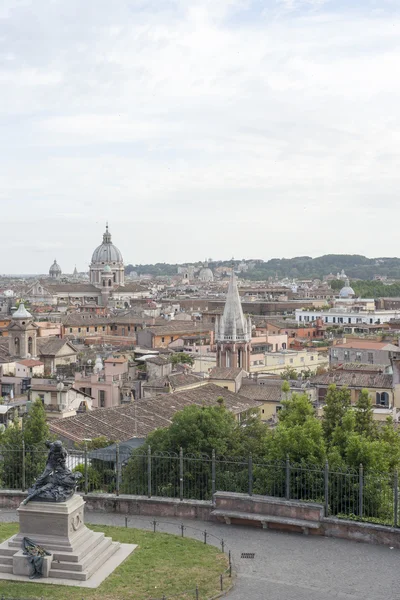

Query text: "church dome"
[49, 259, 62, 275]
[199, 266, 214, 282]
[91, 225, 123, 265]
[339, 278, 355, 298]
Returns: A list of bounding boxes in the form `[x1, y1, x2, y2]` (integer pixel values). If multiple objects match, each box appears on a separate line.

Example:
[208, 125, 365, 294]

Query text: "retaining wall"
[1, 490, 400, 549]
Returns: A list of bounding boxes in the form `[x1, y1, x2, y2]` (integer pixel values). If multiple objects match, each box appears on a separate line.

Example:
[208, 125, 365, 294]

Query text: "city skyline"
[1, 1, 400, 272]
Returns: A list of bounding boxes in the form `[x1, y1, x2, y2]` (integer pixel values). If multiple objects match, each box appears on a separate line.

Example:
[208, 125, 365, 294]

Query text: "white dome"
[12, 302, 32, 319]
[339, 278, 355, 298]
[49, 259, 62, 274]
[3, 289, 15, 297]
[91, 225, 123, 265]
[199, 264, 214, 282]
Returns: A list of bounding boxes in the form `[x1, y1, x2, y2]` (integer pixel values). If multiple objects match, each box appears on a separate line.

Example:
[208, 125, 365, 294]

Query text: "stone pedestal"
[0, 495, 136, 587]
[13, 550, 52, 578]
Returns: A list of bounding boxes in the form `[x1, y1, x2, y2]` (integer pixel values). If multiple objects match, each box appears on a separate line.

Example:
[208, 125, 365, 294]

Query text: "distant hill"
[125, 255, 400, 281]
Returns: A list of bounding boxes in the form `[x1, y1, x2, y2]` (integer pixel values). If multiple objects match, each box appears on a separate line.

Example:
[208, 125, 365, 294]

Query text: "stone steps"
[0, 564, 13, 574]
[49, 541, 120, 581]
[53, 537, 112, 572]
[52, 531, 106, 563]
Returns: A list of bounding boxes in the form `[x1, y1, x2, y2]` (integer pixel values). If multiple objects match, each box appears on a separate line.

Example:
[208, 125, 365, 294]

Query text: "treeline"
[125, 255, 400, 281]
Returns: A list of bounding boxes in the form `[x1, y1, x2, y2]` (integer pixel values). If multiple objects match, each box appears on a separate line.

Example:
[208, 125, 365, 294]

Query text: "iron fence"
[0, 444, 399, 527]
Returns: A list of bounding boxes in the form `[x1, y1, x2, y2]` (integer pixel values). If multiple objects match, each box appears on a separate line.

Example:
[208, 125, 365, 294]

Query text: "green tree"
[322, 385, 351, 445]
[354, 390, 377, 439]
[169, 353, 194, 366]
[23, 398, 50, 447]
[280, 366, 298, 380]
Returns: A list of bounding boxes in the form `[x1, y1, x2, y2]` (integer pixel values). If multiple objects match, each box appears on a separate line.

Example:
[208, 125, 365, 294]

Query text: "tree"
[266, 393, 326, 465]
[280, 366, 298, 380]
[23, 398, 50, 447]
[354, 390, 377, 439]
[143, 404, 264, 457]
[0, 399, 50, 489]
[322, 385, 351, 445]
[278, 393, 314, 428]
[169, 353, 194, 366]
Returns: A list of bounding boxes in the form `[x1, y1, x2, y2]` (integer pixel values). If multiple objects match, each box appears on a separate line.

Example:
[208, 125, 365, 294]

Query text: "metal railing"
[0, 444, 399, 527]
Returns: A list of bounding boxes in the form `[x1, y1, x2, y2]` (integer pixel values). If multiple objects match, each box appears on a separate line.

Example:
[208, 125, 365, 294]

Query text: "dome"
[103, 264, 112, 273]
[339, 278, 355, 298]
[49, 259, 62, 275]
[12, 302, 32, 319]
[199, 267, 214, 282]
[91, 225, 123, 265]
[3, 289, 15, 297]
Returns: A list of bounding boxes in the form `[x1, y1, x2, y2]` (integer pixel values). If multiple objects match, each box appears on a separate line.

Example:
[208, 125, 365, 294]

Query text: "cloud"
[0, 0, 400, 272]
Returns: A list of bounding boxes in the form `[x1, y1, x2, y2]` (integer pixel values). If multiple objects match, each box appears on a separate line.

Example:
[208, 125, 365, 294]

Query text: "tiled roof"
[209, 367, 244, 380]
[333, 340, 399, 351]
[146, 322, 212, 335]
[309, 372, 393, 389]
[238, 384, 283, 402]
[37, 337, 77, 356]
[17, 359, 44, 367]
[336, 363, 387, 372]
[143, 373, 204, 391]
[48, 383, 260, 443]
[104, 357, 126, 364]
[146, 356, 169, 366]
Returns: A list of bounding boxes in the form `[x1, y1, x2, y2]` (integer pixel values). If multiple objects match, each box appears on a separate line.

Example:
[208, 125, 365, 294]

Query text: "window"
[367, 352, 373, 364]
[69, 328, 73, 333]
[299, 316, 302, 321]
[355, 352, 362, 362]
[348, 318, 351, 324]
[289, 358, 293, 364]
[102, 326, 105, 331]
[95, 326, 98, 332]
[310, 356, 314, 361]
[86, 327, 89, 333]
[300, 357, 304, 362]
[170, 336, 174, 342]
[376, 392, 389, 407]
[78, 328, 81, 333]
[99, 390, 106, 408]
[161, 337, 165, 343]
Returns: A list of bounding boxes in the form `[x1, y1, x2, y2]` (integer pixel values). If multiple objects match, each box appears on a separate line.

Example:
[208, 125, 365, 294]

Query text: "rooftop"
[48, 383, 260, 443]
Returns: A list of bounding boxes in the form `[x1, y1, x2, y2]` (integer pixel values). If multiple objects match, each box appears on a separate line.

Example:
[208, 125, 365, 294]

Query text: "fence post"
[22, 440, 26, 492]
[359, 463, 363, 520]
[248, 453, 253, 496]
[394, 470, 398, 528]
[285, 455, 290, 500]
[212, 449, 216, 499]
[179, 447, 184, 501]
[147, 445, 152, 498]
[324, 460, 329, 517]
[84, 441, 88, 495]
[115, 442, 120, 497]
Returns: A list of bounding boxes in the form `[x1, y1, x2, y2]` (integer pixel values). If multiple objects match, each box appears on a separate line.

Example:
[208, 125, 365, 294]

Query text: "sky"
[1, 0, 400, 274]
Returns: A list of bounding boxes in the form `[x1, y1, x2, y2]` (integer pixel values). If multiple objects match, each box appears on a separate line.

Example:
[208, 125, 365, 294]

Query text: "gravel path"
[1, 507, 399, 599]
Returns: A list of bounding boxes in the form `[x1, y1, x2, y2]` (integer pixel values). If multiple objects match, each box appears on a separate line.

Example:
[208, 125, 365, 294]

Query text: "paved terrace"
[1, 509, 399, 599]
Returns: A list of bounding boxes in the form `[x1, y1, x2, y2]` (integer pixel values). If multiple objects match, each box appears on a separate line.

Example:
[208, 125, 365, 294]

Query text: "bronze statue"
[23, 440, 82, 504]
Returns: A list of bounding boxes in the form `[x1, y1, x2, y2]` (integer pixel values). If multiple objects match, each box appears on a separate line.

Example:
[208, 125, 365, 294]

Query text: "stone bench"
[211, 509, 321, 534]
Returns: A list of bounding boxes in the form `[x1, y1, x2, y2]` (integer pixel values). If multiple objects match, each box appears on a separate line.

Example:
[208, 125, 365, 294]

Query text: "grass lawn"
[0, 523, 229, 600]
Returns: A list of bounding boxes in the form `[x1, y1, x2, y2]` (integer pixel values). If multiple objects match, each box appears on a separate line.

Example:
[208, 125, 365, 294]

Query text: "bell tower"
[215, 270, 252, 371]
[8, 302, 38, 359]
